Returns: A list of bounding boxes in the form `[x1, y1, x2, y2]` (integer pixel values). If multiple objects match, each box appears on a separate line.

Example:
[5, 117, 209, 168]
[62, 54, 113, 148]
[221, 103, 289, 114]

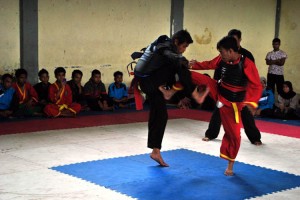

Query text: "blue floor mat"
[51, 149, 300, 200]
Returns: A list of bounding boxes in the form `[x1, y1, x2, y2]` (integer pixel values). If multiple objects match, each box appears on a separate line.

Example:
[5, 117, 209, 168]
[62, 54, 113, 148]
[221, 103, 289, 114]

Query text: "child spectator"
[274, 81, 299, 119]
[44, 67, 81, 117]
[84, 69, 113, 111]
[12, 69, 41, 117]
[108, 71, 133, 108]
[0, 74, 15, 118]
[67, 70, 87, 109]
[255, 77, 275, 117]
[34, 69, 51, 107]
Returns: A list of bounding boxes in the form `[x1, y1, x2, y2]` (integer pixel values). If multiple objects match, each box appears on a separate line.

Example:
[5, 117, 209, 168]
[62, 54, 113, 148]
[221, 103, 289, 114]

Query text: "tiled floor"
[0, 118, 299, 200]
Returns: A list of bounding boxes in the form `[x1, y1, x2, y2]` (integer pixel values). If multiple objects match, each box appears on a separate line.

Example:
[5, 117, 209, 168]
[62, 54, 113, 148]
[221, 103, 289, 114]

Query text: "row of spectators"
[1, 67, 299, 120]
[0, 68, 135, 118]
[255, 77, 300, 120]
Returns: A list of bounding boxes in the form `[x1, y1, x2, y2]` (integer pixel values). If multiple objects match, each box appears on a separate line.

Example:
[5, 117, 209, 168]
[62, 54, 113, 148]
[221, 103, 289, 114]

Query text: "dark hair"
[217, 36, 239, 52]
[15, 68, 28, 78]
[283, 81, 293, 91]
[273, 38, 281, 44]
[91, 69, 101, 77]
[171, 29, 193, 45]
[54, 67, 66, 76]
[228, 29, 242, 39]
[1, 73, 13, 82]
[38, 68, 49, 77]
[72, 70, 83, 78]
[113, 71, 123, 77]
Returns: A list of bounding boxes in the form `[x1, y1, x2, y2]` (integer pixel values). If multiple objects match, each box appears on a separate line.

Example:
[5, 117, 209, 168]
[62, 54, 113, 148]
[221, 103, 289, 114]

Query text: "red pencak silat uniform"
[12, 82, 39, 104]
[191, 55, 262, 161]
[44, 83, 81, 117]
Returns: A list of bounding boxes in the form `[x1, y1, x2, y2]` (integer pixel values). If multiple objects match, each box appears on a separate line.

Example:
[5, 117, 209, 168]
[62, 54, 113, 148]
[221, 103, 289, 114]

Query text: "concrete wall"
[280, 0, 300, 92]
[184, 0, 276, 82]
[0, 0, 20, 75]
[38, 0, 171, 86]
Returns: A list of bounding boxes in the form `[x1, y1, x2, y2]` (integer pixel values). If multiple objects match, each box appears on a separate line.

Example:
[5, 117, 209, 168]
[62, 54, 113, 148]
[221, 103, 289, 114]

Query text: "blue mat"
[51, 149, 300, 200]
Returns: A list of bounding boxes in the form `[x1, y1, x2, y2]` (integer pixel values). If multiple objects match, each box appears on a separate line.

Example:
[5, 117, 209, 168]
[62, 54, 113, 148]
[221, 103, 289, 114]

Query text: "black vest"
[218, 56, 247, 102]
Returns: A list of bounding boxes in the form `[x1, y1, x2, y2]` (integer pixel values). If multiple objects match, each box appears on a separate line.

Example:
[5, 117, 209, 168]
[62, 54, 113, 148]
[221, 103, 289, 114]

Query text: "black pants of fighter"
[205, 106, 261, 144]
[138, 64, 195, 149]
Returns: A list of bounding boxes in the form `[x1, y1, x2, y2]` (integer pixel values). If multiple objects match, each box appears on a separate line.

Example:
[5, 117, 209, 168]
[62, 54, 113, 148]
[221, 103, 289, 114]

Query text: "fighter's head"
[172, 30, 193, 54]
[217, 36, 239, 62]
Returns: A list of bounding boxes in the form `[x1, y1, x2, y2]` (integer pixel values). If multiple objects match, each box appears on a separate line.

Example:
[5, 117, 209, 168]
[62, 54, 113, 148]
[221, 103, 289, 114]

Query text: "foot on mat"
[150, 154, 169, 167]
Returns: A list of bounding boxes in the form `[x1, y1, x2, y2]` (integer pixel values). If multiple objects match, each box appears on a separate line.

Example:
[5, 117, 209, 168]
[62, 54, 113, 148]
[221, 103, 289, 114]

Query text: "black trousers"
[137, 63, 195, 149]
[138, 76, 169, 149]
[267, 73, 284, 95]
[205, 106, 261, 144]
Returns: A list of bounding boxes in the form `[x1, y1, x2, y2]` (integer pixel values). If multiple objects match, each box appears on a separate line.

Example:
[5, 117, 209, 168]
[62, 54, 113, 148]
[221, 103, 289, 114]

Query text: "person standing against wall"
[265, 38, 287, 95]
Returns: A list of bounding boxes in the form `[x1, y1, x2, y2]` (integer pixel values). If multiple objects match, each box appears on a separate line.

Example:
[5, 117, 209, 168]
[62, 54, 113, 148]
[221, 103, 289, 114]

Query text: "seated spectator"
[108, 71, 134, 108]
[67, 70, 87, 110]
[34, 69, 51, 108]
[274, 81, 299, 119]
[44, 67, 81, 117]
[255, 77, 275, 117]
[12, 69, 41, 117]
[0, 74, 15, 118]
[84, 69, 113, 111]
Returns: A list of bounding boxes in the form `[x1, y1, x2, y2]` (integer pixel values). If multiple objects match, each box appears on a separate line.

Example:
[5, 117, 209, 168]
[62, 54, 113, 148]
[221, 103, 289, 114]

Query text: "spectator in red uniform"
[44, 67, 81, 117]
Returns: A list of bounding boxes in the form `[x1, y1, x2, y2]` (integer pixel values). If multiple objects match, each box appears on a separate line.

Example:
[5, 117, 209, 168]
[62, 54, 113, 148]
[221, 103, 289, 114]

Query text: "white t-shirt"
[265, 50, 287, 75]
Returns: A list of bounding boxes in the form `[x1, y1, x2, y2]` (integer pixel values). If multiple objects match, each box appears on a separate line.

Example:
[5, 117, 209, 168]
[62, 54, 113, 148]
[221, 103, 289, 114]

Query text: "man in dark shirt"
[203, 29, 262, 145]
[83, 70, 113, 111]
[67, 70, 86, 108]
[34, 69, 51, 107]
[135, 30, 206, 167]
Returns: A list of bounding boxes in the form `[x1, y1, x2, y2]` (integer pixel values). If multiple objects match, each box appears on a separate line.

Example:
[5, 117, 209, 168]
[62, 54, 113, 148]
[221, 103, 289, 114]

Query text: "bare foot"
[224, 161, 234, 176]
[224, 169, 234, 176]
[150, 148, 169, 167]
[254, 141, 262, 146]
[202, 137, 210, 142]
[158, 86, 176, 100]
[192, 87, 210, 104]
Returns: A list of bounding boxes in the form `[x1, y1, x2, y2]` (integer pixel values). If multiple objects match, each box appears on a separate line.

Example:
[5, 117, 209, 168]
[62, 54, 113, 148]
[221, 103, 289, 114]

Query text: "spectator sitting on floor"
[274, 81, 299, 119]
[255, 77, 275, 117]
[108, 71, 134, 108]
[44, 67, 81, 118]
[34, 69, 51, 108]
[12, 69, 42, 117]
[67, 69, 88, 110]
[83, 69, 113, 111]
[0, 74, 16, 118]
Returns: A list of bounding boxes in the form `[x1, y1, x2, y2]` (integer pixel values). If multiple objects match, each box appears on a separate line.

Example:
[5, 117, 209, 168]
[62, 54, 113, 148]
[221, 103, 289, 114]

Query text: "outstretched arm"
[189, 55, 221, 70]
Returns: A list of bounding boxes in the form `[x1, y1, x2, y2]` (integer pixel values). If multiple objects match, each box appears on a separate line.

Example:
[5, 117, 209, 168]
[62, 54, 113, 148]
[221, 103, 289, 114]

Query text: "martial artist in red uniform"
[190, 36, 262, 175]
[12, 69, 41, 117]
[44, 67, 81, 117]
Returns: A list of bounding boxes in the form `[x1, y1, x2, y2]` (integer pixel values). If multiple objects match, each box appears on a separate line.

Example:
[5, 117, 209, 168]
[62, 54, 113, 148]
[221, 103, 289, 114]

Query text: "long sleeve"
[64, 85, 73, 105]
[27, 83, 39, 102]
[191, 55, 221, 70]
[243, 58, 263, 108]
[259, 90, 275, 110]
[289, 95, 299, 110]
[48, 84, 58, 103]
